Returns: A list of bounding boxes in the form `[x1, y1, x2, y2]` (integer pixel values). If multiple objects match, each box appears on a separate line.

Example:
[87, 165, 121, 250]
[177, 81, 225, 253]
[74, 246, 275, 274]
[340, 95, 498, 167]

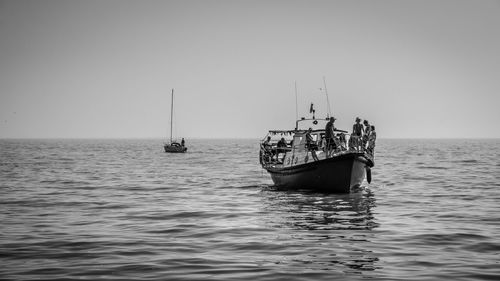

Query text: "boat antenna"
[323, 76, 332, 118]
[170, 88, 174, 144]
[294, 81, 299, 121]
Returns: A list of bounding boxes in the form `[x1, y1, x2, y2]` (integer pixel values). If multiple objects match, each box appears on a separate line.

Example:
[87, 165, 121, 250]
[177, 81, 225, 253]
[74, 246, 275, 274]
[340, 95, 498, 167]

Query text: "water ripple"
[1, 139, 499, 280]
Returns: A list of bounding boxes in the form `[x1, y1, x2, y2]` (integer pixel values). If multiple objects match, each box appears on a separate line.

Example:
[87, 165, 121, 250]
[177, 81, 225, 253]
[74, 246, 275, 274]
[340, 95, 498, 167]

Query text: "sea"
[1, 138, 499, 281]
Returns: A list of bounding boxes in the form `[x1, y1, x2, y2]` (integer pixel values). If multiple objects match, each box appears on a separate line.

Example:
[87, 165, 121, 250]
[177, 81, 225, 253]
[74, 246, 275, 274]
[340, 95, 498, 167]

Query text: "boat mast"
[323, 76, 332, 118]
[170, 88, 174, 144]
[294, 81, 299, 124]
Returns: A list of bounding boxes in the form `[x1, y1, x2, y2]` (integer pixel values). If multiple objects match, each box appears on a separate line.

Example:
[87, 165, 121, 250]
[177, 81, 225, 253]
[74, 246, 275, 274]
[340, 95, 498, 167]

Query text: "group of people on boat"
[349, 117, 376, 155]
[263, 136, 289, 152]
[261, 136, 290, 163]
[319, 116, 376, 156]
[261, 115, 377, 165]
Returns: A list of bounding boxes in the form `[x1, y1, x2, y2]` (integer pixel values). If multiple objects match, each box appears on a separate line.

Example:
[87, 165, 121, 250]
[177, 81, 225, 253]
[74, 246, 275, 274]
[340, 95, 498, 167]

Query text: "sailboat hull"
[164, 144, 187, 153]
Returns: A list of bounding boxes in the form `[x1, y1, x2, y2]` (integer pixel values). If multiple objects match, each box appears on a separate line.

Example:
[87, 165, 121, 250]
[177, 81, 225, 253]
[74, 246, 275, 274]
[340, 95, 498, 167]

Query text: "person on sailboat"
[181, 138, 185, 147]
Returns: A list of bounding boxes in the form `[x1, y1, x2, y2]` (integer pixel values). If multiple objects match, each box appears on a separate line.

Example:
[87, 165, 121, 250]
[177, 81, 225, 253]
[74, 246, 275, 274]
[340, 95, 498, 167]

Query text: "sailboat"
[164, 89, 187, 153]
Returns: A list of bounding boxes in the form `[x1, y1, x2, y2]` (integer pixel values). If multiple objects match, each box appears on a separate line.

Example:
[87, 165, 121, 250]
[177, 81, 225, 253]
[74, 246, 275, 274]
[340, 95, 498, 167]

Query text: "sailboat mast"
[170, 89, 174, 144]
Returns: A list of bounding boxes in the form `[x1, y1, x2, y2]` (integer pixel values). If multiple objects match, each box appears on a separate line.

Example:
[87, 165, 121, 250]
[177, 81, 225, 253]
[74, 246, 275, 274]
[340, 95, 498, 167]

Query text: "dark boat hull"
[265, 152, 371, 193]
[164, 145, 187, 153]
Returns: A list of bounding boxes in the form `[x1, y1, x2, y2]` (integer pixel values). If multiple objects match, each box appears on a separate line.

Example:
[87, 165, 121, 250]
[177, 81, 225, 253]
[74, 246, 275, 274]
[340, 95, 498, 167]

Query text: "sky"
[1, 0, 499, 139]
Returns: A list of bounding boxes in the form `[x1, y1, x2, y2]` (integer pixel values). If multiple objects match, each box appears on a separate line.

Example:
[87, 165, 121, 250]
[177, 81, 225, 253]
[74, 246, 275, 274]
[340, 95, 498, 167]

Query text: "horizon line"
[1, 136, 499, 140]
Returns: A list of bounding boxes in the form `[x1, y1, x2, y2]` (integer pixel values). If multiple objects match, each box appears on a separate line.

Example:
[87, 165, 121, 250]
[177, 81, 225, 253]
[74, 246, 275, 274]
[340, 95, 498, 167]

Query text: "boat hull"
[164, 145, 187, 153]
[265, 152, 371, 193]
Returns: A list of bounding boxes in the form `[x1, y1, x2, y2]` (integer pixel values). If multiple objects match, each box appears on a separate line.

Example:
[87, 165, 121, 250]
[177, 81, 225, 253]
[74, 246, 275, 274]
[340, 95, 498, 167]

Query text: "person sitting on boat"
[277, 137, 287, 153]
[367, 125, 376, 155]
[263, 136, 271, 147]
[324, 117, 337, 154]
[305, 128, 319, 161]
[276, 138, 289, 162]
[181, 138, 185, 147]
[338, 132, 347, 151]
[261, 136, 274, 163]
[351, 117, 364, 151]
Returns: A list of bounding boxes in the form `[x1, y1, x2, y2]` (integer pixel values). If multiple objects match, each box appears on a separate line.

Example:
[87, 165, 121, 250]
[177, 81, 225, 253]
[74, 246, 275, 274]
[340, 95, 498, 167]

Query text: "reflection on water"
[263, 187, 378, 231]
[261, 188, 380, 275]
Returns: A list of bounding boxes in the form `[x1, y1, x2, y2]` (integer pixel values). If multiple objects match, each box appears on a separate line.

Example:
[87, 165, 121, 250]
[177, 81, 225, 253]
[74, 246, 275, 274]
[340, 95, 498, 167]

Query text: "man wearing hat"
[324, 117, 337, 154]
[351, 117, 364, 151]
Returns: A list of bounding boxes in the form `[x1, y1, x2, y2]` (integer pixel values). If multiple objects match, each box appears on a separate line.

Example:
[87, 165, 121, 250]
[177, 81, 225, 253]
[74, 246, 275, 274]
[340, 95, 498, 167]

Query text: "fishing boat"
[164, 89, 187, 153]
[259, 114, 375, 193]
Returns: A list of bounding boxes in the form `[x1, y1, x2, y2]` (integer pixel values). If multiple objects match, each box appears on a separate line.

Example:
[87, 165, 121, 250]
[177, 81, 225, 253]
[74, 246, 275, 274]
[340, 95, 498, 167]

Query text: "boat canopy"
[268, 130, 296, 135]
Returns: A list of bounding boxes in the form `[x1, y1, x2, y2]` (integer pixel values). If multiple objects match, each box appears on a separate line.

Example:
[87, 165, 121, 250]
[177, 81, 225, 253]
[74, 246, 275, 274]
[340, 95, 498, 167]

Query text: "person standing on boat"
[367, 125, 376, 155]
[362, 120, 371, 150]
[352, 117, 364, 151]
[324, 117, 337, 155]
[181, 138, 185, 147]
[306, 128, 319, 161]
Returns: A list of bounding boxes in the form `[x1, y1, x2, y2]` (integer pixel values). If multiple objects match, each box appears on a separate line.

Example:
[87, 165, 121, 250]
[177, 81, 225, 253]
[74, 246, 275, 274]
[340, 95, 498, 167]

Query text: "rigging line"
[173, 103, 179, 141]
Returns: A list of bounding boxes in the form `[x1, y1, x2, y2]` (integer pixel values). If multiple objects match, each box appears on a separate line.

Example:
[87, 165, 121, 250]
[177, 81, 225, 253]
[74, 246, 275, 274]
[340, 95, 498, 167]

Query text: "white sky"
[1, 0, 499, 139]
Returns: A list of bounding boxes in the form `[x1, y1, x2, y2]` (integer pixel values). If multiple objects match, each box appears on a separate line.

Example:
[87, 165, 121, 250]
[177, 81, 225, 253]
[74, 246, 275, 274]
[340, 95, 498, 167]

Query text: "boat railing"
[322, 133, 375, 160]
[260, 130, 375, 166]
[295, 117, 330, 131]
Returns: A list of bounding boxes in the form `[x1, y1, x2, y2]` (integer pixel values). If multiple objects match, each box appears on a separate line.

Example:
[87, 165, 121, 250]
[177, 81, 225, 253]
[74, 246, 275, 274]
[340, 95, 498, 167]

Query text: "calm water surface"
[1, 138, 499, 280]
